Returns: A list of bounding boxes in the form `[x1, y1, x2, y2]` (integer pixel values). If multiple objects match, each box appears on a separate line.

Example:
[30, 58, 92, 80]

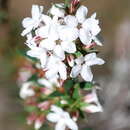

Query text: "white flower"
[83, 88, 103, 113]
[40, 39, 76, 60]
[20, 82, 35, 99]
[47, 105, 78, 130]
[38, 75, 60, 89]
[64, 6, 102, 45]
[49, 3, 65, 18]
[59, 25, 79, 42]
[36, 15, 59, 40]
[36, 17, 77, 60]
[70, 53, 105, 81]
[45, 55, 67, 80]
[21, 5, 43, 36]
[27, 46, 47, 68]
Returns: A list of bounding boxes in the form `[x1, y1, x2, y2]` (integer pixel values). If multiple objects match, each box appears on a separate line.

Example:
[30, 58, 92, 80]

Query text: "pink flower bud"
[27, 112, 37, 125]
[38, 101, 50, 111]
[40, 88, 52, 95]
[34, 36, 43, 46]
[35, 115, 45, 130]
[72, 112, 79, 122]
[67, 55, 74, 67]
[84, 104, 103, 113]
[84, 94, 94, 103]
[71, 0, 80, 7]
[85, 42, 97, 49]
[59, 79, 65, 87]
[70, 0, 80, 14]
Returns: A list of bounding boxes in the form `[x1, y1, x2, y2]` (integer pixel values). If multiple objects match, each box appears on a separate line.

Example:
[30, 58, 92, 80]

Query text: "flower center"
[77, 23, 82, 29]
[55, 39, 62, 45]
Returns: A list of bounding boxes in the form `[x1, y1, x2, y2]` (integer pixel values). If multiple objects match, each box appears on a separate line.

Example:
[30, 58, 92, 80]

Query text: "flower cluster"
[19, 0, 105, 130]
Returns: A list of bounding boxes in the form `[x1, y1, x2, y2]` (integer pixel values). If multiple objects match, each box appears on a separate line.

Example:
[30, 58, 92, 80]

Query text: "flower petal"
[40, 38, 56, 50]
[26, 47, 43, 58]
[64, 15, 78, 27]
[91, 12, 97, 19]
[49, 25, 59, 40]
[76, 5, 88, 23]
[45, 67, 58, 79]
[32, 5, 43, 20]
[41, 14, 52, 25]
[70, 65, 81, 78]
[51, 105, 63, 114]
[36, 25, 50, 38]
[38, 79, 52, 88]
[75, 56, 84, 65]
[84, 104, 103, 113]
[21, 26, 33, 36]
[84, 89, 98, 103]
[58, 62, 67, 80]
[20, 82, 35, 99]
[50, 3, 65, 17]
[65, 119, 78, 130]
[93, 37, 103, 46]
[55, 120, 66, 130]
[81, 65, 93, 81]
[39, 51, 47, 68]
[79, 28, 92, 45]
[47, 113, 60, 123]
[83, 18, 101, 36]
[34, 120, 43, 130]
[61, 41, 76, 53]
[22, 17, 33, 28]
[54, 45, 65, 60]
[59, 26, 79, 41]
[85, 53, 105, 66]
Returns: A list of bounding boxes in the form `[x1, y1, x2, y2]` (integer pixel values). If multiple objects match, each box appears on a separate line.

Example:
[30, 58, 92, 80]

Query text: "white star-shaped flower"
[35, 16, 77, 60]
[47, 105, 78, 130]
[45, 55, 67, 80]
[70, 53, 105, 81]
[64, 6, 102, 46]
[21, 5, 43, 36]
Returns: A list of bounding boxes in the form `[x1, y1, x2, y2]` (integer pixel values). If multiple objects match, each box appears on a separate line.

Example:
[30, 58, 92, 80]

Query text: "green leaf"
[48, 91, 63, 98]
[64, 80, 74, 93]
[86, 49, 99, 54]
[74, 51, 82, 57]
[78, 109, 85, 119]
[28, 73, 38, 82]
[26, 55, 38, 62]
[79, 102, 89, 108]
[64, 0, 70, 8]
[73, 83, 80, 99]
[84, 82, 93, 90]
[24, 106, 37, 113]
[16, 49, 38, 62]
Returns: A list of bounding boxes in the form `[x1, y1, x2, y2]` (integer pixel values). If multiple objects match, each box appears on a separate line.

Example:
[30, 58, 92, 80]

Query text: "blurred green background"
[0, 0, 130, 130]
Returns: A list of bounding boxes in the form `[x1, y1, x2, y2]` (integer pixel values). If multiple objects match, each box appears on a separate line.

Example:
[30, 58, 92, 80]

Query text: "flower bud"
[67, 55, 74, 67]
[38, 101, 50, 111]
[27, 112, 37, 125]
[34, 115, 45, 130]
[70, 0, 80, 14]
